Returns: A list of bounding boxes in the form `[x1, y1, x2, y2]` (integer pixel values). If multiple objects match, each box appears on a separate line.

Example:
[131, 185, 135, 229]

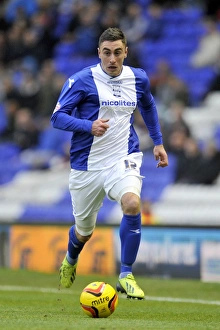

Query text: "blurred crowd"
[0, 0, 220, 184]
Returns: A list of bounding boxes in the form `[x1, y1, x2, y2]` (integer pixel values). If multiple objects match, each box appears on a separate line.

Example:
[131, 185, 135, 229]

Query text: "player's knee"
[75, 229, 93, 244]
[121, 193, 141, 215]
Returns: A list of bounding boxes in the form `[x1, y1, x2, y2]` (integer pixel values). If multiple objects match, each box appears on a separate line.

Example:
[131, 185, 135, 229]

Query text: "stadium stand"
[0, 1, 220, 226]
[152, 182, 220, 226]
[183, 99, 220, 143]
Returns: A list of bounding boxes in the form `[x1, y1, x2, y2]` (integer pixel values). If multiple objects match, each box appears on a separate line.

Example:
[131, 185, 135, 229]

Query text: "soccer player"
[51, 27, 168, 299]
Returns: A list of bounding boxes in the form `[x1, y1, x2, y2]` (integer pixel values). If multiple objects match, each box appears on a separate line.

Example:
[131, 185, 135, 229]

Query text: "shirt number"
[124, 160, 137, 170]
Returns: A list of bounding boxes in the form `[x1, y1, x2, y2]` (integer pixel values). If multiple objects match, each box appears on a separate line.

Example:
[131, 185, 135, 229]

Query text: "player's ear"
[124, 46, 128, 58]
[97, 48, 101, 59]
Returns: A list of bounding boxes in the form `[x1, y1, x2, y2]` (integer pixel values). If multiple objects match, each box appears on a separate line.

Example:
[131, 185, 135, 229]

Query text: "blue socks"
[66, 225, 85, 265]
[66, 215, 141, 276]
[119, 213, 141, 276]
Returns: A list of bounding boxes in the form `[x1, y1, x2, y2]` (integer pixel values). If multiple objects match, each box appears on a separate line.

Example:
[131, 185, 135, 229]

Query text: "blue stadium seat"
[20, 204, 73, 223]
[0, 103, 7, 133]
[53, 42, 77, 58]
[52, 12, 73, 38]
[0, 143, 20, 160]
[37, 126, 71, 155]
[140, 153, 177, 202]
[0, 143, 29, 184]
[214, 125, 220, 150]
[163, 7, 203, 23]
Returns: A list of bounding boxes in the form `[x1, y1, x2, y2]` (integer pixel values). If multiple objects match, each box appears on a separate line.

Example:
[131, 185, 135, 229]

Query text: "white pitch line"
[0, 285, 72, 294]
[143, 295, 220, 306]
[0, 285, 220, 306]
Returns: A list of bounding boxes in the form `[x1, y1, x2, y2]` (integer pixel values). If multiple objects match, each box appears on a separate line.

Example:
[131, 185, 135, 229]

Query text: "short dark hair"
[98, 27, 127, 47]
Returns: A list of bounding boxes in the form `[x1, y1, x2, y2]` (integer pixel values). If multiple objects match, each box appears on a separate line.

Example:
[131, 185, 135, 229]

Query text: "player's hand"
[153, 144, 169, 168]
[91, 119, 109, 137]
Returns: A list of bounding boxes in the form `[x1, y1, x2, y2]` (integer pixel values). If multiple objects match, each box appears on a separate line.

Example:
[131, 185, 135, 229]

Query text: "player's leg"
[60, 218, 95, 288]
[120, 191, 142, 274]
[106, 153, 145, 299]
[60, 170, 105, 288]
[109, 178, 144, 299]
[118, 191, 144, 299]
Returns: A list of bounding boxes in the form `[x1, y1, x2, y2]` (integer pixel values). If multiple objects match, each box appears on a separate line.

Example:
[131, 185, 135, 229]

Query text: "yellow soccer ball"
[80, 281, 118, 318]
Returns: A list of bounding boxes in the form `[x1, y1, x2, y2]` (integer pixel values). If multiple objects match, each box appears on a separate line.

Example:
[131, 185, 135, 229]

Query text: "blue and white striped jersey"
[51, 63, 163, 171]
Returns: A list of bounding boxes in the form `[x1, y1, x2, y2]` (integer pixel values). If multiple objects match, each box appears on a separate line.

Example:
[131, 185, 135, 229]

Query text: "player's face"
[98, 40, 128, 77]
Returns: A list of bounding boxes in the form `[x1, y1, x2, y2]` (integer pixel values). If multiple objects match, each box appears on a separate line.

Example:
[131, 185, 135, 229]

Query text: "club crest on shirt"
[112, 84, 121, 97]
[107, 80, 123, 98]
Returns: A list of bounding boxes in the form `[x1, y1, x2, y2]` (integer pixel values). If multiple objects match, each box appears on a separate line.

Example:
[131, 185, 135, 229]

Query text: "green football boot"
[60, 256, 77, 288]
[116, 273, 145, 300]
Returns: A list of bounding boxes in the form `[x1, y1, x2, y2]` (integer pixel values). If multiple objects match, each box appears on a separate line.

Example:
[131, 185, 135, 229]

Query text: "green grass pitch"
[0, 268, 219, 330]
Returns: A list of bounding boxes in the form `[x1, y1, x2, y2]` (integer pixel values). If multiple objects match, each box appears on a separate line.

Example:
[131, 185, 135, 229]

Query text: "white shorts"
[69, 152, 143, 235]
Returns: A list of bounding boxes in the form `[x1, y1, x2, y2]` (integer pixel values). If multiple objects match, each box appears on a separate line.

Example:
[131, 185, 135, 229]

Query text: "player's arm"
[139, 94, 162, 145]
[51, 77, 92, 134]
[51, 110, 92, 133]
[138, 73, 168, 167]
[140, 99, 168, 167]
